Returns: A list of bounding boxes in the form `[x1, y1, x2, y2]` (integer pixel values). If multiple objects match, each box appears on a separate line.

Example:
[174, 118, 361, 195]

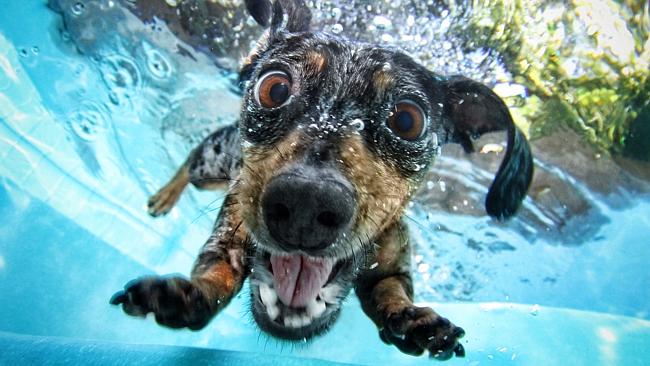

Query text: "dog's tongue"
[270, 254, 333, 308]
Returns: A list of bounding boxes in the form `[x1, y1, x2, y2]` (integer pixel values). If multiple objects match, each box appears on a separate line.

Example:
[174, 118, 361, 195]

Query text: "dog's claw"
[381, 305, 465, 359]
[110, 276, 213, 330]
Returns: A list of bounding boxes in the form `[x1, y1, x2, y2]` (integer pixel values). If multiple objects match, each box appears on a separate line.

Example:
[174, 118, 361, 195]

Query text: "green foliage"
[462, 0, 650, 155]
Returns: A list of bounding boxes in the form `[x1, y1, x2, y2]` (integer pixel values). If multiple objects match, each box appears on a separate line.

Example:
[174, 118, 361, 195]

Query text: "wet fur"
[111, 0, 533, 360]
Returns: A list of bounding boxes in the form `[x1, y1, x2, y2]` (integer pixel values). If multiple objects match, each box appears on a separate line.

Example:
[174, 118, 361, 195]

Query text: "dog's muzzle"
[252, 165, 356, 338]
[261, 165, 356, 252]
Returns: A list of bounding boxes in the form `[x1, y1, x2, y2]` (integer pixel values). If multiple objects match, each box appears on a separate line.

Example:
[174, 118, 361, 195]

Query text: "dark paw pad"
[380, 306, 465, 360]
[110, 276, 212, 330]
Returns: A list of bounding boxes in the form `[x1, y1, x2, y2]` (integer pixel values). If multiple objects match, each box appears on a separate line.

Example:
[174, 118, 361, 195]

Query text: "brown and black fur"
[111, 0, 533, 360]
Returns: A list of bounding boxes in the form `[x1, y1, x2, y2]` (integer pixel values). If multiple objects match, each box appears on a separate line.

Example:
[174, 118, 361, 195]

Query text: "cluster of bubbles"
[108, 0, 509, 85]
[307, 0, 508, 84]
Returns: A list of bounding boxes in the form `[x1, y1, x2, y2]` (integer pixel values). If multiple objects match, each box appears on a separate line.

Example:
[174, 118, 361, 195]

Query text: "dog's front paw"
[379, 306, 465, 360]
[110, 276, 213, 330]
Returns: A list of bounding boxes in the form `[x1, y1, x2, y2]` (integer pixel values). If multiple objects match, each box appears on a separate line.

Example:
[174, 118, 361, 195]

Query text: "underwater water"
[1, 1, 650, 365]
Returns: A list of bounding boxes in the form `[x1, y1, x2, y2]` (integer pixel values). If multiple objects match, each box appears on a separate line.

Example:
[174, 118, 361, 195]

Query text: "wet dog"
[110, 0, 533, 360]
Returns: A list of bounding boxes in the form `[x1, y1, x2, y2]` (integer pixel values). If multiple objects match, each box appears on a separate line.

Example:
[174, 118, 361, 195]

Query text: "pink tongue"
[270, 254, 333, 307]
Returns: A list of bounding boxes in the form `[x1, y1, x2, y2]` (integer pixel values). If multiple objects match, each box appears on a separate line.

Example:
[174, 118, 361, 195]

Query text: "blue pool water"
[1, 1, 650, 365]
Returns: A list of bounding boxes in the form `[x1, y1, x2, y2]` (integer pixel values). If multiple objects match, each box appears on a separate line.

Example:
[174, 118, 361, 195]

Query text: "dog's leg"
[355, 221, 465, 359]
[111, 193, 250, 330]
[148, 124, 241, 216]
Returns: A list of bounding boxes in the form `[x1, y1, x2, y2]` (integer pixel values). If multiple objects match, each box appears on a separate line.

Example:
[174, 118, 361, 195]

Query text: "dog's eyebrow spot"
[304, 50, 327, 73]
[372, 65, 395, 93]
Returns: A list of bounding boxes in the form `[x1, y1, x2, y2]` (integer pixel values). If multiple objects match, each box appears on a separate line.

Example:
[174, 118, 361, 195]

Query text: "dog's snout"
[261, 169, 355, 251]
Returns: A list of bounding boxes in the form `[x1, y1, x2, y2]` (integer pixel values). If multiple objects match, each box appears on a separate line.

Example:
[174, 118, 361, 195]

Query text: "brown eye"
[387, 100, 426, 140]
[255, 70, 292, 109]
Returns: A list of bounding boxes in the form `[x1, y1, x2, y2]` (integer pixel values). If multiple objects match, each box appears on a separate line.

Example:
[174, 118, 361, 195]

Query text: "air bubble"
[381, 34, 394, 43]
[373, 16, 392, 30]
[350, 118, 364, 132]
[71, 2, 85, 16]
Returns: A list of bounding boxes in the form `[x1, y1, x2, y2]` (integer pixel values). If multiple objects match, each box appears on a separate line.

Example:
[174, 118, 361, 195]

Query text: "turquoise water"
[1, 1, 650, 365]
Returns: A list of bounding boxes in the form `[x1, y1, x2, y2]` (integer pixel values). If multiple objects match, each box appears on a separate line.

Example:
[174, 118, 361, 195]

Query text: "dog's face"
[237, 32, 439, 339]
[233, 0, 532, 340]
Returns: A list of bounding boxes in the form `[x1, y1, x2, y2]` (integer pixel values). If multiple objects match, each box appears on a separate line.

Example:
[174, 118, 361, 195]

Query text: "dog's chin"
[249, 248, 354, 341]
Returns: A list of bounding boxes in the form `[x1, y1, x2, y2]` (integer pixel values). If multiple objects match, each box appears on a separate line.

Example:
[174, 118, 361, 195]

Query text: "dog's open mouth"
[251, 250, 350, 339]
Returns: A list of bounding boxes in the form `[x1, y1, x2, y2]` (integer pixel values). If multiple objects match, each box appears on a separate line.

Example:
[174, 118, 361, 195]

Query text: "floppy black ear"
[244, 0, 311, 33]
[442, 76, 534, 220]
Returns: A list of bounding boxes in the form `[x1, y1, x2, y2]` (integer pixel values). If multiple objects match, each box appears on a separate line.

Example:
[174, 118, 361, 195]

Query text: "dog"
[110, 0, 533, 360]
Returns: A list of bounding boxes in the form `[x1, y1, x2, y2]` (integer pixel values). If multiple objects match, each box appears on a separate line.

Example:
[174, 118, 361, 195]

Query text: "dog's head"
[235, 0, 533, 340]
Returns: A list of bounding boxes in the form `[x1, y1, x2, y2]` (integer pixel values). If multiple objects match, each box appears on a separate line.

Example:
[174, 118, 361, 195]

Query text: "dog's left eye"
[255, 70, 292, 109]
[387, 100, 426, 141]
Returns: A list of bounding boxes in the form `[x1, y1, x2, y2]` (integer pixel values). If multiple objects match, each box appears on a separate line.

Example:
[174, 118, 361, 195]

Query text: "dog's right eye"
[387, 100, 426, 141]
[255, 71, 292, 109]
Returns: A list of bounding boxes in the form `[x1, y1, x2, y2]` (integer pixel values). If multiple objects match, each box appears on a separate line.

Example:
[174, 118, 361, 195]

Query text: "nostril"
[269, 203, 290, 222]
[316, 211, 341, 228]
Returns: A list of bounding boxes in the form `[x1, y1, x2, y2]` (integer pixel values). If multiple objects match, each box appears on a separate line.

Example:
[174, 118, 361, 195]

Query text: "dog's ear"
[442, 76, 534, 220]
[240, 0, 311, 85]
[244, 0, 311, 33]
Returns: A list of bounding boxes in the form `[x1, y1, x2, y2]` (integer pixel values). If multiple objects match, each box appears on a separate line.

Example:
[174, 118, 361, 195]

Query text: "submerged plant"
[461, 0, 649, 156]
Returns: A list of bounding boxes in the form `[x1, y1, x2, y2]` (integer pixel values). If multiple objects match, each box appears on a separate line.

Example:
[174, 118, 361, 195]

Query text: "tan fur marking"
[305, 50, 327, 74]
[235, 131, 305, 232]
[374, 222, 409, 268]
[339, 136, 415, 240]
[147, 162, 190, 216]
[191, 194, 249, 307]
[372, 69, 395, 93]
[197, 261, 236, 301]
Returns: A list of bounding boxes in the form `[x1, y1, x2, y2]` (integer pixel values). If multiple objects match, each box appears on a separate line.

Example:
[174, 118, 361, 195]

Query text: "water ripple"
[66, 101, 108, 141]
[98, 54, 141, 106]
[142, 41, 173, 80]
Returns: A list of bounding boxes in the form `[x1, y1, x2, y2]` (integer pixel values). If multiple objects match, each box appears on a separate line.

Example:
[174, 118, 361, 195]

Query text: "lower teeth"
[307, 297, 326, 318]
[259, 282, 330, 326]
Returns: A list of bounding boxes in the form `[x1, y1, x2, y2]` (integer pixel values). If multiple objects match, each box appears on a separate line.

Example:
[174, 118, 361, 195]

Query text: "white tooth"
[284, 315, 299, 328]
[293, 316, 304, 328]
[259, 283, 277, 307]
[307, 298, 327, 318]
[285, 315, 300, 328]
[267, 304, 280, 321]
[301, 315, 312, 326]
[319, 285, 342, 304]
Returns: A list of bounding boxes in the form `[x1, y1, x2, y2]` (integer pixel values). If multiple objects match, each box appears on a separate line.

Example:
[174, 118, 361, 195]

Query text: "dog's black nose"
[261, 168, 355, 251]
